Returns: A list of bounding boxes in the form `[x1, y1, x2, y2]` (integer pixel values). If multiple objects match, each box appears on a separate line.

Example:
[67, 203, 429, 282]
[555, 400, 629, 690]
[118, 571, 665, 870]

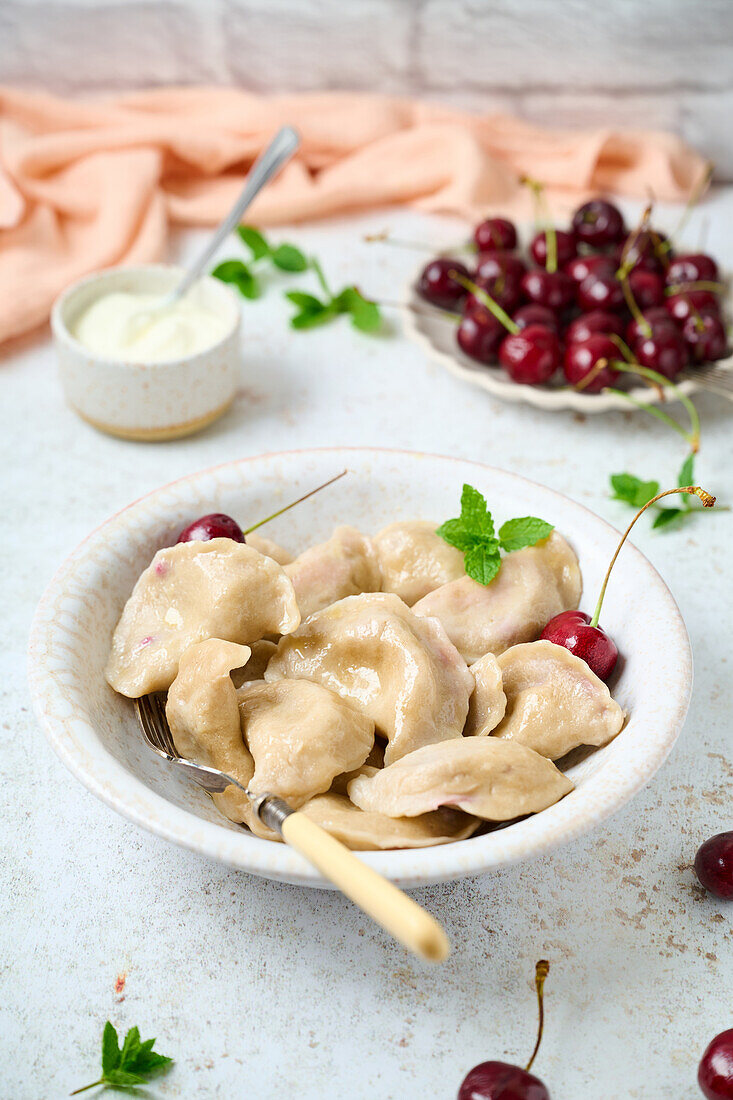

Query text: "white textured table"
[3, 196, 732, 1099]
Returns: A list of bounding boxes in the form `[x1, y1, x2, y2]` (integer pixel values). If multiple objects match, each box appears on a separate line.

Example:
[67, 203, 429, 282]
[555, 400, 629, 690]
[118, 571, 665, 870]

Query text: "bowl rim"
[28, 446, 693, 888]
[50, 262, 241, 369]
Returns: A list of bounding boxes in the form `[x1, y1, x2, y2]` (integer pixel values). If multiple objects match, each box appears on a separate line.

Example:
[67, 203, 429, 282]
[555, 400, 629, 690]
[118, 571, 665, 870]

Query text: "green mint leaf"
[435, 518, 496, 553]
[101, 1021, 120, 1075]
[285, 291, 326, 311]
[237, 225, 270, 260]
[464, 544, 502, 586]
[337, 287, 382, 333]
[498, 516, 554, 553]
[212, 259, 260, 299]
[610, 473, 660, 508]
[104, 1068, 147, 1088]
[290, 302, 340, 330]
[130, 1049, 173, 1075]
[310, 257, 331, 297]
[678, 453, 695, 487]
[652, 507, 686, 530]
[271, 243, 308, 272]
[460, 484, 495, 539]
[119, 1026, 141, 1070]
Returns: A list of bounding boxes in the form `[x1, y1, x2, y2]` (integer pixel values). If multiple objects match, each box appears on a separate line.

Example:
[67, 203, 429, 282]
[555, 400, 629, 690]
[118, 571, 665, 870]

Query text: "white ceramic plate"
[28, 448, 692, 888]
[403, 259, 733, 413]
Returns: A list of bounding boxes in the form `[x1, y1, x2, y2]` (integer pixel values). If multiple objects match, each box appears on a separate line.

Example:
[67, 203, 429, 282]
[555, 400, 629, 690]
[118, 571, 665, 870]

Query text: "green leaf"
[460, 484, 495, 539]
[104, 1068, 147, 1088]
[284, 291, 326, 312]
[652, 507, 685, 529]
[290, 302, 340, 329]
[337, 287, 382, 333]
[498, 516, 554, 553]
[119, 1027, 141, 1070]
[101, 1022, 121, 1075]
[435, 517, 493, 553]
[237, 225, 270, 260]
[464, 544, 502, 586]
[212, 260, 260, 299]
[678, 453, 695, 488]
[310, 256, 331, 297]
[130, 1048, 173, 1075]
[610, 473, 660, 508]
[271, 243, 308, 272]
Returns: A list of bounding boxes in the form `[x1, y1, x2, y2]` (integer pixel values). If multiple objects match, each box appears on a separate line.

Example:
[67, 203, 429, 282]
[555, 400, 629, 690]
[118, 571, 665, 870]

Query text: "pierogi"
[265, 592, 473, 765]
[374, 520, 466, 605]
[300, 792, 479, 850]
[106, 539, 300, 697]
[465, 652, 507, 736]
[492, 640, 624, 759]
[285, 525, 381, 619]
[412, 532, 582, 663]
[245, 532, 293, 565]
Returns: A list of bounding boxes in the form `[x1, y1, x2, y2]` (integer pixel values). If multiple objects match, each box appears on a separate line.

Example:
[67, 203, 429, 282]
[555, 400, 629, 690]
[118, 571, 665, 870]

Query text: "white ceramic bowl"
[28, 448, 692, 888]
[51, 264, 242, 441]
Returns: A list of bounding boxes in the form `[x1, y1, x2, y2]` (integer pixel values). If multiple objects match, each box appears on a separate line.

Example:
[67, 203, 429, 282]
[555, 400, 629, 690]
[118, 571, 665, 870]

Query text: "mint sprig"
[212, 225, 308, 299]
[611, 454, 717, 531]
[285, 258, 381, 333]
[437, 484, 554, 586]
[71, 1022, 173, 1094]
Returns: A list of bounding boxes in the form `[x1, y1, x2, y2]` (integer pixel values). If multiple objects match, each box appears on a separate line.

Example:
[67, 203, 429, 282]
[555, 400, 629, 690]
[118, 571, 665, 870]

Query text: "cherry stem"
[572, 357, 608, 392]
[242, 470, 348, 536]
[665, 281, 724, 296]
[619, 271, 651, 336]
[610, 361, 700, 452]
[363, 232, 474, 255]
[377, 297, 461, 321]
[590, 485, 715, 628]
[664, 160, 714, 251]
[616, 204, 652, 281]
[450, 273, 519, 334]
[525, 960, 550, 1073]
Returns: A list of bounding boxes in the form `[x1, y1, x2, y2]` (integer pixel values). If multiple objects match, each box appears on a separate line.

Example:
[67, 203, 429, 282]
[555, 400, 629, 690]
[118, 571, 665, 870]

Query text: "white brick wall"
[3, 0, 732, 174]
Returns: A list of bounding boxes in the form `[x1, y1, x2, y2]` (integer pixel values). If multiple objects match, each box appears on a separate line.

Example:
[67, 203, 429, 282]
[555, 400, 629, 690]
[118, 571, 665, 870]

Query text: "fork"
[135, 694, 450, 962]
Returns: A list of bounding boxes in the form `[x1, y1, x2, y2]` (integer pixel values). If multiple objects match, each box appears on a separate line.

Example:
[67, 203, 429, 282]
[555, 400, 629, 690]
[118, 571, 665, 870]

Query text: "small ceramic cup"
[51, 264, 242, 441]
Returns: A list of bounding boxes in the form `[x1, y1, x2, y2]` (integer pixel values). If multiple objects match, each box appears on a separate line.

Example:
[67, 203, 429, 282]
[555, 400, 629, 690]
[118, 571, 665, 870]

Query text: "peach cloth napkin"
[0, 86, 707, 345]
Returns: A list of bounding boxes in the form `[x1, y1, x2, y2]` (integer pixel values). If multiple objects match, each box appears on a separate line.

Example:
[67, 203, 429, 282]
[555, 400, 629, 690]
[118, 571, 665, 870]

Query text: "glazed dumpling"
[231, 639, 278, 688]
[106, 539, 300, 697]
[373, 520, 465, 606]
[300, 792, 479, 850]
[348, 738, 573, 821]
[245, 532, 293, 565]
[165, 638, 266, 836]
[465, 652, 507, 736]
[265, 593, 473, 765]
[492, 640, 624, 760]
[285, 525, 382, 619]
[412, 532, 582, 663]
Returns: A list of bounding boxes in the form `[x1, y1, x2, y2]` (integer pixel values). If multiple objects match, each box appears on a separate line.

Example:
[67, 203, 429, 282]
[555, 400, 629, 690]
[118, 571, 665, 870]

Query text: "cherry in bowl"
[417, 258, 471, 309]
[571, 199, 625, 247]
[499, 325, 561, 385]
[177, 513, 245, 543]
[530, 229, 576, 270]
[474, 218, 517, 252]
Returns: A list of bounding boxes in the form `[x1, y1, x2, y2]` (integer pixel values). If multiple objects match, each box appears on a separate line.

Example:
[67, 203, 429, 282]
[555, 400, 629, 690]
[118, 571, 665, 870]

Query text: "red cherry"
[694, 832, 733, 899]
[566, 310, 625, 344]
[625, 307, 678, 346]
[698, 1029, 733, 1100]
[177, 513, 245, 543]
[457, 1062, 549, 1100]
[520, 269, 575, 312]
[457, 307, 504, 364]
[564, 254, 616, 285]
[577, 271, 624, 312]
[474, 252, 526, 311]
[666, 253, 719, 287]
[562, 335, 618, 394]
[571, 199, 626, 247]
[530, 229, 577, 269]
[417, 258, 470, 309]
[627, 269, 665, 310]
[665, 290, 719, 325]
[683, 311, 728, 363]
[634, 327, 688, 380]
[541, 610, 619, 680]
[513, 304, 559, 333]
[499, 325, 560, 385]
[474, 218, 517, 252]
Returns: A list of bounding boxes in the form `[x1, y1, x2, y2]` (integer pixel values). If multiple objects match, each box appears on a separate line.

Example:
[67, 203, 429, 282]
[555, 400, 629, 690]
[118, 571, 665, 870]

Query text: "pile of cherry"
[417, 199, 729, 391]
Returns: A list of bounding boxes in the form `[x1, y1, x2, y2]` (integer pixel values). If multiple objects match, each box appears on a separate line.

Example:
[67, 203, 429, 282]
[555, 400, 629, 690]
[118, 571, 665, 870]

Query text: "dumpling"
[300, 792, 479, 850]
[165, 638, 266, 836]
[237, 679, 374, 809]
[348, 738, 573, 820]
[245, 532, 293, 566]
[106, 539, 300, 697]
[492, 640, 624, 759]
[330, 742, 385, 795]
[284, 525, 382, 619]
[265, 593, 473, 765]
[465, 652, 507, 736]
[231, 639, 278, 688]
[373, 520, 465, 605]
[412, 532, 582, 663]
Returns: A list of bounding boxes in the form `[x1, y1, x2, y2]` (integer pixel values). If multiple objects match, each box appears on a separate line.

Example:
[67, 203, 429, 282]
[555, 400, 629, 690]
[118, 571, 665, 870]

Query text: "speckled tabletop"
[3, 196, 732, 1099]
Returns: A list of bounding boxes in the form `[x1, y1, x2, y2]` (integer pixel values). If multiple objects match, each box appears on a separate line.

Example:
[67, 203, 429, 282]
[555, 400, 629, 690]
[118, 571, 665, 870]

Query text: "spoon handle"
[263, 802, 450, 963]
[174, 125, 300, 301]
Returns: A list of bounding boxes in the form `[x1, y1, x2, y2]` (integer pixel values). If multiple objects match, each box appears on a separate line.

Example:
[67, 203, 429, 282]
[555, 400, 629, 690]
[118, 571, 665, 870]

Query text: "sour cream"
[71, 288, 230, 363]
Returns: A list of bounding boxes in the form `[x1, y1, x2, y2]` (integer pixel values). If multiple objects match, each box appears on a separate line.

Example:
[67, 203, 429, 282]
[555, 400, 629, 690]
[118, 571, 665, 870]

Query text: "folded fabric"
[0, 86, 707, 345]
